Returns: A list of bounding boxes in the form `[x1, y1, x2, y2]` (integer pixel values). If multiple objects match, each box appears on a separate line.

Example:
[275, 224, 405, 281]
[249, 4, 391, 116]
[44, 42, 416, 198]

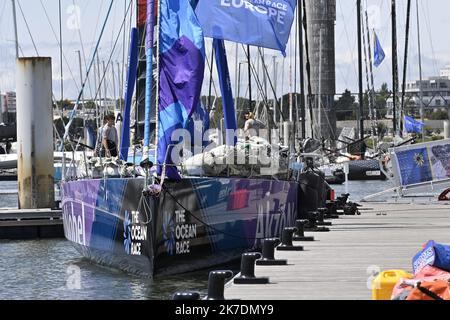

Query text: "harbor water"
[0, 179, 393, 300]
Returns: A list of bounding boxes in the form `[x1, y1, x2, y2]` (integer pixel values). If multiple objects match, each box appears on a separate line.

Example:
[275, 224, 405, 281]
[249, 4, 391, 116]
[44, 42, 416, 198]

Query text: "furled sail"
[157, 0, 206, 179]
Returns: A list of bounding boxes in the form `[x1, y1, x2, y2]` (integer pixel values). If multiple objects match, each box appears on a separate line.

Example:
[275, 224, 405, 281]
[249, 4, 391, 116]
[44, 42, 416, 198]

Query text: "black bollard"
[277, 227, 304, 251]
[234, 253, 269, 284]
[305, 212, 330, 232]
[293, 220, 315, 242]
[205, 270, 234, 300]
[325, 200, 339, 219]
[256, 238, 287, 266]
[316, 208, 332, 226]
[172, 292, 201, 300]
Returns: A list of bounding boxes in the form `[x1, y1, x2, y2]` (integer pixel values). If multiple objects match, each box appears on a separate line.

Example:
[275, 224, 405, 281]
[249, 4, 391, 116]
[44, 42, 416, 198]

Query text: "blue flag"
[195, 0, 297, 56]
[404, 115, 424, 134]
[373, 31, 385, 67]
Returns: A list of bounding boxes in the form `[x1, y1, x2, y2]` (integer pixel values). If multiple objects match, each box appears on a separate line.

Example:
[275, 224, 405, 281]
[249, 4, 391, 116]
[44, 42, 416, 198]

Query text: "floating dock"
[0, 208, 63, 240]
[224, 203, 450, 300]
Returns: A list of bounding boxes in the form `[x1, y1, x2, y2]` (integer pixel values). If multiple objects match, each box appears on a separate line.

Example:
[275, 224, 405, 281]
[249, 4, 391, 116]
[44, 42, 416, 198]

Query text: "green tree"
[375, 83, 390, 119]
[55, 99, 74, 110]
[335, 89, 356, 120]
[427, 110, 448, 120]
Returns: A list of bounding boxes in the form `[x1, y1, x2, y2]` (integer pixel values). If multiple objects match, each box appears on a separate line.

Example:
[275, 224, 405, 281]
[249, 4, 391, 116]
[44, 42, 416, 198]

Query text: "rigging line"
[361, 6, 376, 144]
[120, 0, 127, 113]
[16, 0, 38, 55]
[365, 12, 379, 139]
[91, 1, 133, 108]
[207, 43, 215, 113]
[72, 0, 95, 102]
[63, 0, 116, 144]
[16, 0, 75, 149]
[338, 1, 359, 80]
[422, 1, 438, 76]
[90, 0, 105, 57]
[257, 47, 285, 123]
[242, 44, 276, 129]
[39, 0, 81, 93]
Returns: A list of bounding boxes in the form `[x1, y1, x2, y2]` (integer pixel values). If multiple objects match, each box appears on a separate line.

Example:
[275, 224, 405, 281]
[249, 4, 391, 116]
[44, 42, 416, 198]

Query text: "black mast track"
[302, 0, 314, 138]
[299, 0, 306, 139]
[392, 0, 399, 135]
[357, 0, 364, 142]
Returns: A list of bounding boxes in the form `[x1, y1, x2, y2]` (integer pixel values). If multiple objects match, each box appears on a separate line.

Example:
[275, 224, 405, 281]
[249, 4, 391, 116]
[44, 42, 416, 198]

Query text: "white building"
[5, 92, 16, 113]
[0, 94, 5, 123]
[0, 92, 16, 123]
[386, 67, 450, 118]
[440, 65, 450, 78]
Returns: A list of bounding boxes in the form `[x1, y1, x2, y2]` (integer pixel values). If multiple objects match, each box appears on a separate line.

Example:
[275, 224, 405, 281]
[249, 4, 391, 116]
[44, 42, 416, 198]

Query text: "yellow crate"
[372, 270, 413, 300]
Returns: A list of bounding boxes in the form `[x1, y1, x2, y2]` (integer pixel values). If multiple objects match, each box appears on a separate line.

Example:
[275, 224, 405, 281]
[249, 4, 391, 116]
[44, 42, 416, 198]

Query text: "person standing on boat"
[243, 112, 266, 139]
[101, 114, 119, 158]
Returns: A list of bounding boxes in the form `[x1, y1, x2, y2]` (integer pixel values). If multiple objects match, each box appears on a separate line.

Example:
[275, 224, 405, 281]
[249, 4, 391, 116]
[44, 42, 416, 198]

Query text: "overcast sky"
[1, 0, 449, 100]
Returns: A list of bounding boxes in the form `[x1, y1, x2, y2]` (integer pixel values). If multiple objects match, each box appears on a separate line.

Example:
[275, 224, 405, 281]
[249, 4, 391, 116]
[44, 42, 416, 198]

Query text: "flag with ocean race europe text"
[195, 0, 297, 56]
[158, 0, 205, 180]
[373, 31, 385, 67]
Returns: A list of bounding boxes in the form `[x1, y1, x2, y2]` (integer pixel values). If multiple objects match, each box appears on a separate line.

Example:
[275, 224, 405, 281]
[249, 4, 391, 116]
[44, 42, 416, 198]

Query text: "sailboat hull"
[62, 177, 299, 277]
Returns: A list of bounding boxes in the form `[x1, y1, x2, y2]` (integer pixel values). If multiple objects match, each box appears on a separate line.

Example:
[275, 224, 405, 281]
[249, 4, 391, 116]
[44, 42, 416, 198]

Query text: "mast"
[96, 54, 102, 115]
[299, 0, 306, 139]
[303, 0, 314, 138]
[117, 62, 122, 114]
[391, 0, 399, 135]
[12, 0, 19, 59]
[318, 29, 323, 139]
[416, 0, 424, 141]
[357, 0, 364, 141]
[144, 0, 156, 159]
[154, 0, 161, 163]
[59, 0, 64, 103]
[207, 45, 214, 113]
[273, 56, 278, 123]
[102, 61, 108, 110]
[234, 43, 238, 113]
[247, 45, 252, 113]
[400, 0, 412, 137]
[76, 50, 85, 125]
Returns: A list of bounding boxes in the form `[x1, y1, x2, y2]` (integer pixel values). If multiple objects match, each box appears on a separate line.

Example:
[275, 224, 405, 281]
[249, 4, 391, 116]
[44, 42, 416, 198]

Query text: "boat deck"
[224, 203, 450, 300]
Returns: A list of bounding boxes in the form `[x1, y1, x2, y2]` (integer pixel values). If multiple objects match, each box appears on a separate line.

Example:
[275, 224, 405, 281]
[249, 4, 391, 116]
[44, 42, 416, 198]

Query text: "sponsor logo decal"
[63, 202, 86, 246]
[163, 209, 198, 256]
[123, 211, 147, 256]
